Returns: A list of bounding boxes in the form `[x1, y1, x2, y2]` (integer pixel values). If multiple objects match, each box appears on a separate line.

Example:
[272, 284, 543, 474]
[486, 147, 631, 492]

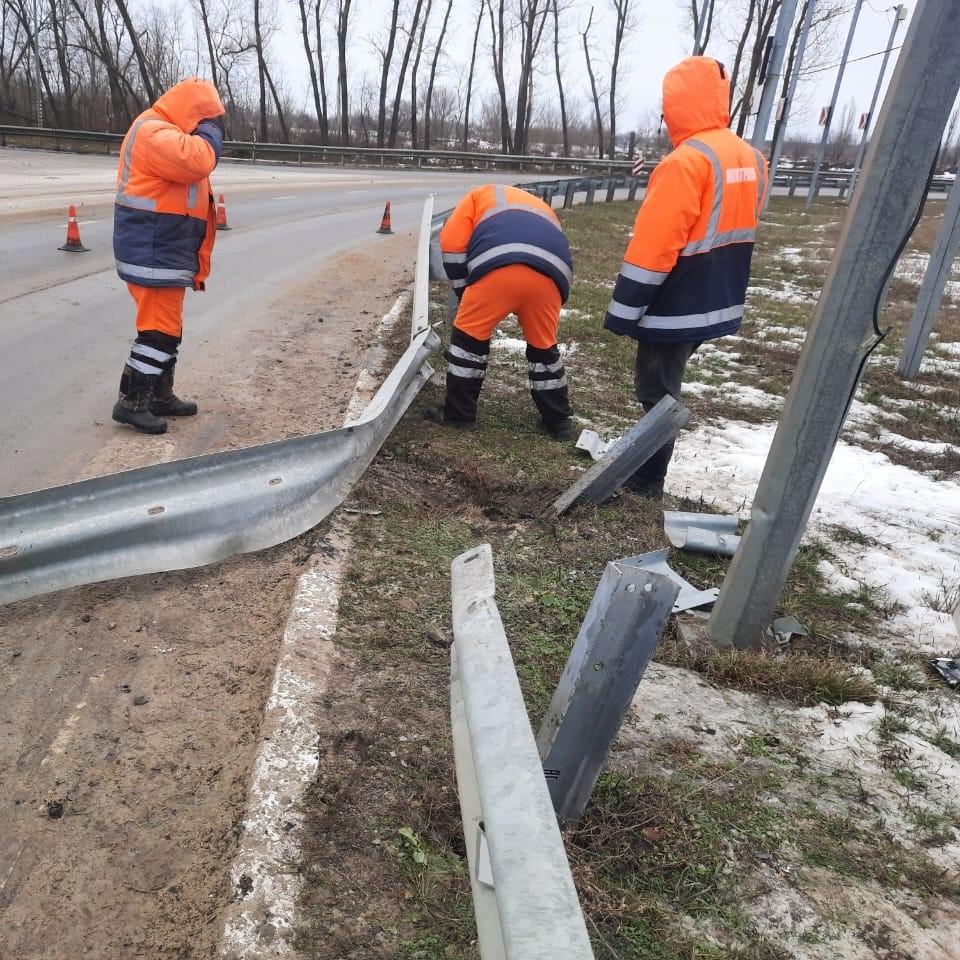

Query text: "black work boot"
[112, 364, 168, 434]
[423, 406, 475, 429]
[150, 364, 198, 417]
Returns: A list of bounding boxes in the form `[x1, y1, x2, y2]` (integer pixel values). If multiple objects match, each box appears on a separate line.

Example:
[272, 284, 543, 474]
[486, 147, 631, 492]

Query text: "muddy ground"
[0, 234, 416, 958]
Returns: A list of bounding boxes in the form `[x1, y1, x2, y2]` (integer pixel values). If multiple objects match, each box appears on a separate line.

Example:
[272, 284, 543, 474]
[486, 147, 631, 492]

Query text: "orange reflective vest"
[605, 57, 769, 343]
[113, 78, 224, 290]
[439, 184, 574, 301]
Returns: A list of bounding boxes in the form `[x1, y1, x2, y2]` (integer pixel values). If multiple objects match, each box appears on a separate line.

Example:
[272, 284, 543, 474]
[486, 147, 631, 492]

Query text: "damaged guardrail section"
[450, 543, 594, 960]
[0, 198, 440, 607]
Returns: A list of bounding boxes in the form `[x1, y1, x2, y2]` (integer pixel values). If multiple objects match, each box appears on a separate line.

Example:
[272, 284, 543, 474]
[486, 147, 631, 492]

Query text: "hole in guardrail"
[0, 544, 17, 559]
[269, 477, 283, 486]
[148, 506, 165, 516]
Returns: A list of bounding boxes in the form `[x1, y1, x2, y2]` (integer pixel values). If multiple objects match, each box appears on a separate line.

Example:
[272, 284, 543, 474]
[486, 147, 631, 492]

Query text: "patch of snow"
[669, 420, 960, 651]
[747, 281, 817, 305]
[817, 559, 862, 595]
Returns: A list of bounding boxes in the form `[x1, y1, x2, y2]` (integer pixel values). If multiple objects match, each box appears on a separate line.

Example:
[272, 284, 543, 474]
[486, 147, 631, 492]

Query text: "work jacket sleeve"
[439, 191, 477, 296]
[142, 125, 220, 186]
[604, 152, 704, 336]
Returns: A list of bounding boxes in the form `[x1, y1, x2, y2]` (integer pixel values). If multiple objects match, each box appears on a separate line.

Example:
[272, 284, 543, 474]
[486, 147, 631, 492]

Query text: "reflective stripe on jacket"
[439, 184, 574, 301]
[604, 57, 769, 344]
[113, 77, 224, 290]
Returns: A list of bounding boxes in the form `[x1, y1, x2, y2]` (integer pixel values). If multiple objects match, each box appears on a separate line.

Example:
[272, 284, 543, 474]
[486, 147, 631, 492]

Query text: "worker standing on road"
[426, 184, 575, 439]
[111, 77, 226, 435]
[604, 57, 768, 499]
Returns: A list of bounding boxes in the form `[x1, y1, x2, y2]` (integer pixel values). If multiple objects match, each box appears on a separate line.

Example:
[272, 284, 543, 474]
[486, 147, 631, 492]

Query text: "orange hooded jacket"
[439, 184, 574, 301]
[605, 57, 769, 343]
[113, 78, 225, 290]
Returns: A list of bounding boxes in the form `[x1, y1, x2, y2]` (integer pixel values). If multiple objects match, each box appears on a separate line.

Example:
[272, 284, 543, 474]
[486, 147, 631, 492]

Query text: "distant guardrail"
[2, 123, 955, 194]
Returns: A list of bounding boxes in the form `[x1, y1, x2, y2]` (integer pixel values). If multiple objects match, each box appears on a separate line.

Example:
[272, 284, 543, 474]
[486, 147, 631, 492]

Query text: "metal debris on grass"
[625, 547, 719, 614]
[663, 510, 741, 557]
[930, 658, 960, 688]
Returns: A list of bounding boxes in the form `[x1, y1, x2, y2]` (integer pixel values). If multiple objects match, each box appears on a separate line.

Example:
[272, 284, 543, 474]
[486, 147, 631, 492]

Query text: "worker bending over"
[428, 184, 574, 439]
[605, 57, 768, 499]
[111, 77, 226, 434]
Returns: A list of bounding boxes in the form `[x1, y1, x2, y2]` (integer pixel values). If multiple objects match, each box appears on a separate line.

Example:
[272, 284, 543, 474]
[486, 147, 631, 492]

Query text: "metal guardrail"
[2, 123, 955, 192]
[0, 198, 440, 607]
[450, 543, 594, 959]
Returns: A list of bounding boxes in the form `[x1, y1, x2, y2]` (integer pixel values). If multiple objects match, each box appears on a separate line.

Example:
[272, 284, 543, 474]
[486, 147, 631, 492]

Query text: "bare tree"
[485, 0, 511, 152]
[387, 0, 425, 147]
[551, 0, 570, 156]
[460, 0, 483, 149]
[827, 96, 855, 165]
[423, 0, 453, 149]
[690, 0, 717, 53]
[298, 0, 329, 139]
[335, 0, 352, 142]
[374, 0, 400, 146]
[194, 0, 219, 86]
[581, 6, 603, 158]
[409, 0, 432, 147]
[114, 0, 155, 101]
[513, 0, 550, 155]
[606, 0, 635, 158]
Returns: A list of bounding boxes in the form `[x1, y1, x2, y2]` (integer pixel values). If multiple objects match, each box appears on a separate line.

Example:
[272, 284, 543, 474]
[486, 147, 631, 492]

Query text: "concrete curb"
[218, 289, 415, 958]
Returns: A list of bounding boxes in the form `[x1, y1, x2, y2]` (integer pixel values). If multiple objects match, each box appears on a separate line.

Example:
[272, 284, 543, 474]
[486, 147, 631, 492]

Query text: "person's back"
[604, 57, 768, 498]
[428, 184, 575, 438]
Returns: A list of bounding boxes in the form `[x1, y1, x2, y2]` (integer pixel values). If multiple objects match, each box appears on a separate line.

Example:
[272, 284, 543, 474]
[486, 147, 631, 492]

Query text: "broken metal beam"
[537, 558, 678, 823]
[551, 396, 691, 515]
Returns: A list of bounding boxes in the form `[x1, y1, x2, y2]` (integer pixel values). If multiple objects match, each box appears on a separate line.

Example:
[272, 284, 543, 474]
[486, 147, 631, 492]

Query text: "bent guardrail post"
[563, 180, 577, 209]
[450, 544, 594, 960]
[537, 559, 678, 824]
[0, 199, 440, 608]
[551, 396, 691, 515]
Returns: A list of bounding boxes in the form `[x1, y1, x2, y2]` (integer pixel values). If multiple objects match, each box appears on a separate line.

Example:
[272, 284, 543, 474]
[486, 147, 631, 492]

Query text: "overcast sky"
[259, 1, 922, 140]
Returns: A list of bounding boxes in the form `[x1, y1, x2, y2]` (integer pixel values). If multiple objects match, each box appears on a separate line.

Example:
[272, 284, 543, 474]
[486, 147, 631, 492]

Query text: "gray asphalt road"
[0, 159, 480, 497]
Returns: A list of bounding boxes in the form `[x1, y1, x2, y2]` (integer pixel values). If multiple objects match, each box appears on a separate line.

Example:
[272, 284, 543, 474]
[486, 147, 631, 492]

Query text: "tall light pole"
[806, 0, 865, 209]
[750, 0, 801, 151]
[765, 0, 818, 212]
[846, 4, 908, 202]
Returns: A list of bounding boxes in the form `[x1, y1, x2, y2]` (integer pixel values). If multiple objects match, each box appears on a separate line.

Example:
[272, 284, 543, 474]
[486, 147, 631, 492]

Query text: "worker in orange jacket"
[605, 57, 769, 499]
[427, 184, 575, 439]
[111, 77, 225, 434]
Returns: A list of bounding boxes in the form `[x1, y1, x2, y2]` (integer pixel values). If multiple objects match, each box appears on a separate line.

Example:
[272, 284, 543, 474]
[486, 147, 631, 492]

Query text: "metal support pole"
[563, 180, 576, 209]
[898, 173, 960, 378]
[807, 0, 864, 209]
[708, 0, 960, 649]
[750, 0, 801, 151]
[846, 5, 906, 204]
[765, 0, 817, 212]
[537, 560, 678, 824]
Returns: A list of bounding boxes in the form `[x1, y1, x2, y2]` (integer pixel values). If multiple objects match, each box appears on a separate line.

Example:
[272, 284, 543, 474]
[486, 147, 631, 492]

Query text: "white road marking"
[347, 190, 368, 194]
[272, 195, 296, 200]
[78, 220, 98, 226]
[219, 289, 413, 959]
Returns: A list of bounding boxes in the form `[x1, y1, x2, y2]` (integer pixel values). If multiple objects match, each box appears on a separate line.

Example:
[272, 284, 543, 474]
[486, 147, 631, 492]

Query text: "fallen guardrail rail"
[450, 543, 595, 959]
[0, 197, 439, 608]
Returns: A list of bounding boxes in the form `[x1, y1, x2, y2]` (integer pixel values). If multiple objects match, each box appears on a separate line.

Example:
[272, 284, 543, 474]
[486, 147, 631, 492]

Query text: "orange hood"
[153, 77, 224, 134]
[662, 57, 730, 146]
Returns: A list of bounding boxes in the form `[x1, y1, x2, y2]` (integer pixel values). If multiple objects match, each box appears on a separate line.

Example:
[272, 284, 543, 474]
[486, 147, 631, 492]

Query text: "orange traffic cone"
[216, 193, 232, 231]
[59, 205, 89, 253]
[376, 201, 394, 235]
